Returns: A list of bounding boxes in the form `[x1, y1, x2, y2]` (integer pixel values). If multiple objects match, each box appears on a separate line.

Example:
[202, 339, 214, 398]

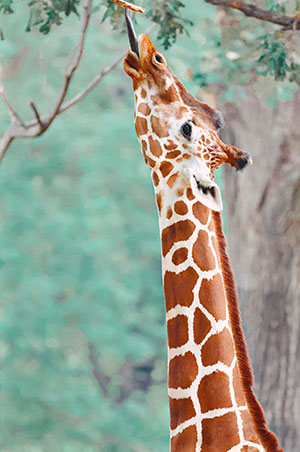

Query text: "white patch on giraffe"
[228, 441, 265, 452]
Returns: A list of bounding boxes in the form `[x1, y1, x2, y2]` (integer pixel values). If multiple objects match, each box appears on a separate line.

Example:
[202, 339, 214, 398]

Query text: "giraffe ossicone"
[123, 18, 282, 452]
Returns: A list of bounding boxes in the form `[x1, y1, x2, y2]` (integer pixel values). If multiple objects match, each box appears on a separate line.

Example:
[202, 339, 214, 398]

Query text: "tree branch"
[0, 0, 95, 164]
[59, 52, 126, 114]
[0, 7, 154, 165]
[205, 0, 300, 30]
[0, 85, 25, 126]
[29, 100, 43, 127]
[87, 342, 111, 397]
[45, 0, 93, 131]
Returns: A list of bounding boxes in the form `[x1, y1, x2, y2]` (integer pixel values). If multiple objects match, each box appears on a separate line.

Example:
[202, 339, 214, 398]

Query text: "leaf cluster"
[257, 33, 300, 82]
[0, 0, 80, 34]
[0, 0, 13, 14]
[146, 0, 193, 49]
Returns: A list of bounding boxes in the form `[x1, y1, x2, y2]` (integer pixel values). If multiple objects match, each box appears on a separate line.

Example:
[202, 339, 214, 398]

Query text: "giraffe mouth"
[125, 9, 139, 56]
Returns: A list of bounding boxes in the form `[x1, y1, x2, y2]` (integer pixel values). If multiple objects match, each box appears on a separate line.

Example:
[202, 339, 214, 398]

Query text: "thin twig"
[205, 0, 300, 30]
[45, 0, 93, 131]
[59, 52, 126, 114]
[0, 87, 25, 126]
[29, 100, 43, 127]
[0, 6, 154, 165]
[0, 131, 14, 164]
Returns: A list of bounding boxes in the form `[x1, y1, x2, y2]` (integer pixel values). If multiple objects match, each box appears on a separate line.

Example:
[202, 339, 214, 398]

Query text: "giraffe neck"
[153, 175, 281, 452]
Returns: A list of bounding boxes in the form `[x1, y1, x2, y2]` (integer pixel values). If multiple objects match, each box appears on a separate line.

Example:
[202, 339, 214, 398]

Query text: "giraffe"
[123, 12, 283, 452]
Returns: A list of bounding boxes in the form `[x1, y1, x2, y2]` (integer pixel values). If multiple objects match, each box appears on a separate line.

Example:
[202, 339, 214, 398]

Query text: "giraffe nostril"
[236, 154, 252, 171]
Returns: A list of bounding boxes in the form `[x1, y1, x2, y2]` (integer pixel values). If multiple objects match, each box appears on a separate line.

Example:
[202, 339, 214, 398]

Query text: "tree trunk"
[221, 88, 300, 452]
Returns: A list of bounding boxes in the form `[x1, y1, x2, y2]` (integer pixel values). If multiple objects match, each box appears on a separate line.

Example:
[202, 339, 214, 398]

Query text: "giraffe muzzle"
[125, 9, 139, 56]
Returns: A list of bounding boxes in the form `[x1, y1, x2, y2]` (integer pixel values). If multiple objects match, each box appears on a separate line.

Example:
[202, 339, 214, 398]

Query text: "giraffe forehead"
[135, 84, 216, 141]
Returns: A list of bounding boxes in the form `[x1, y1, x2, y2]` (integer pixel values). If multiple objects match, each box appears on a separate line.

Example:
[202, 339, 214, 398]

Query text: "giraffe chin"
[192, 175, 223, 212]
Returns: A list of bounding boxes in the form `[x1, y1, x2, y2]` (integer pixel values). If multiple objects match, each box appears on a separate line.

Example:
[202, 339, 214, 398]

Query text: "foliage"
[0, 0, 80, 33]
[257, 33, 300, 82]
[146, 0, 193, 49]
[1, 0, 299, 92]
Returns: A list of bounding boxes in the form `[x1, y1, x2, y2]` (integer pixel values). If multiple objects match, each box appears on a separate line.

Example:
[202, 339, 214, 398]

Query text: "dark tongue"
[125, 9, 139, 56]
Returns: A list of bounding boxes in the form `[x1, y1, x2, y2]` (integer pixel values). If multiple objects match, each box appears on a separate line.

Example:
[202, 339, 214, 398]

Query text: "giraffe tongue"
[125, 9, 139, 56]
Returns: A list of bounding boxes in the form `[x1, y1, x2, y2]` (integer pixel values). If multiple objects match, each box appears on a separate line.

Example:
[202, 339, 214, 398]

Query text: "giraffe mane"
[212, 211, 284, 452]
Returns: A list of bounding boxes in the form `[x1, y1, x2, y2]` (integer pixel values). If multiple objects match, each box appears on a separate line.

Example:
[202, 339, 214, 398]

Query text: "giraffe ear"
[191, 175, 223, 212]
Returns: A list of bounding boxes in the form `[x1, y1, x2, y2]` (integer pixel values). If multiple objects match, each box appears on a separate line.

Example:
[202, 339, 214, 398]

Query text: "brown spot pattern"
[147, 157, 157, 168]
[151, 116, 169, 137]
[164, 140, 177, 150]
[167, 172, 179, 188]
[164, 267, 198, 310]
[166, 207, 173, 219]
[241, 410, 261, 443]
[169, 352, 198, 389]
[176, 188, 184, 197]
[156, 192, 162, 214]
[198, 371, 232, 413]
[152, 171, 159, 186]
[194, 307, 211, 345]
[186, 188, 195, 200]
[174, 200, 188, 216]
[166, 150, 181, 159]
[140, 88, 147, 98]
[192, 202, 209, 225]
[192, 230, 215, 271]
[149, 136, 163, 157]
[172, 247, 188, 265]
[160, 161, 174, 178]
[199, 275, 227, 321]
[169, 397, 196, 430]
[163, 84, 180, 102]
[171, 425, 197, 452]
[201, 412, 240, 452]
[202, 329, 234, 367]
[138, 103, 151, 116]
[135, 117, 148, 136]
[141, 140, 147, 157]
[161, 220, 195, 257]
[167, 315, 188, 349]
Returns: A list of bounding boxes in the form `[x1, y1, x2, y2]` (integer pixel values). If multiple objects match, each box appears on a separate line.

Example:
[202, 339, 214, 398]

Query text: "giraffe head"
[123, 21, 251, 212]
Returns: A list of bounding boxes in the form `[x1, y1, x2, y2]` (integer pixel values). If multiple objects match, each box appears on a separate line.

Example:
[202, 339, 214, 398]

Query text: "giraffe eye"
[181, 122, 192, 141]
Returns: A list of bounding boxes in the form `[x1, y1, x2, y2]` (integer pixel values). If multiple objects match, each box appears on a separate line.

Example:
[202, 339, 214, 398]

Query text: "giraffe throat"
[154, 173, 264, 451]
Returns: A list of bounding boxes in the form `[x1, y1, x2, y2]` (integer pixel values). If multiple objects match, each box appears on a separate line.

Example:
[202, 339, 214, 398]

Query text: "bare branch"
[0, 86, 25, 126]
[205, 0, 300, 30]
[29, 101, 43, 127]
[87, 343, 110, 397]
[0, 50, 125, 164]
[111, 0, 145, 13]
[0, 1, 154, 165]
[44, 0, 93, 132]
[0, 131, 15, 164]
[59, 52, 126, 114]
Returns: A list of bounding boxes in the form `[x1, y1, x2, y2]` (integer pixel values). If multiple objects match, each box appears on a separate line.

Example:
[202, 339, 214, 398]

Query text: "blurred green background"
[1, 1, 299, 451]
